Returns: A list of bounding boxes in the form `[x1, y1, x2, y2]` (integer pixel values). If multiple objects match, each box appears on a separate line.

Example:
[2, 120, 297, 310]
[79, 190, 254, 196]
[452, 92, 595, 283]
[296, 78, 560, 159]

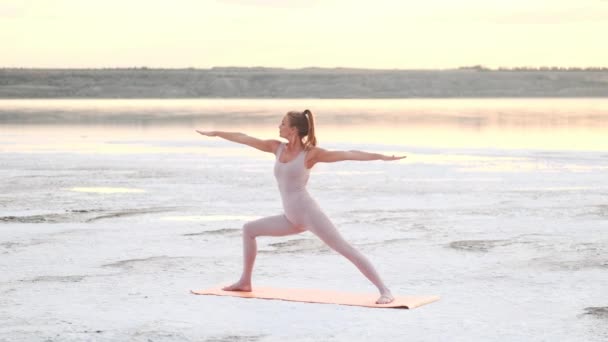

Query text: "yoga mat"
[191, 286, 440, 309]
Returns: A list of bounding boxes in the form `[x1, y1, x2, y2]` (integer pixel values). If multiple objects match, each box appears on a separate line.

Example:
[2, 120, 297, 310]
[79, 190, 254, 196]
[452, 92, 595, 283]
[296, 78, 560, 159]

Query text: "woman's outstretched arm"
[195, 130, 280, 153]
[311, 147, 406, 164]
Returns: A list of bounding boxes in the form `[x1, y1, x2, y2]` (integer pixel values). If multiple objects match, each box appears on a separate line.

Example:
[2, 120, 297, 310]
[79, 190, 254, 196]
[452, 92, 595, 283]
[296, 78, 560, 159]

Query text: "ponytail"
[286, 109, 318, 150]
[302, 109, 317, 150]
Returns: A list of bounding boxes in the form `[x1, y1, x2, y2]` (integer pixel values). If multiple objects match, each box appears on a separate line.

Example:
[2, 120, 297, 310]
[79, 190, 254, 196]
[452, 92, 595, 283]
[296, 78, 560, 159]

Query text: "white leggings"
[237, 214, 389, 292]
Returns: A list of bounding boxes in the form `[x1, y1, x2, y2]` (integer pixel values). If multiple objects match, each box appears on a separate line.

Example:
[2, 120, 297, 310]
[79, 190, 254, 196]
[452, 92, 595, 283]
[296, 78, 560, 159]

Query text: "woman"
[195, 109, 405, 304]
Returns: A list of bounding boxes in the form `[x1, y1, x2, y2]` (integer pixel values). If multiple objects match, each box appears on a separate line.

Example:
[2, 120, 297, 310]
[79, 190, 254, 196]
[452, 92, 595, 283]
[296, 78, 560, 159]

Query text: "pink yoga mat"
[191, 286, 440, 309]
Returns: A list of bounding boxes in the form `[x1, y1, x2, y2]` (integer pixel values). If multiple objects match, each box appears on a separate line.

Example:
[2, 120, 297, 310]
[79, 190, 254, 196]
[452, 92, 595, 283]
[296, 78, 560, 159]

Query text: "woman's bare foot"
[376, 292, 394, 304]
[222, 281, 252, 292]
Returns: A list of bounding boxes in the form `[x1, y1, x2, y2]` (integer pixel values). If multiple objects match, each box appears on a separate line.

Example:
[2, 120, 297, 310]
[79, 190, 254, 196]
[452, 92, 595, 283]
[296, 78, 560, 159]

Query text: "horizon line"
[2, 65, 608, 72]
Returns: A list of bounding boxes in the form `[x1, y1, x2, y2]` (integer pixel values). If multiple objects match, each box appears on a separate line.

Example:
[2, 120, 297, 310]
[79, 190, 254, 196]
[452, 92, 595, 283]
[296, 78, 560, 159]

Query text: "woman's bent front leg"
[223, 214, 305, 291]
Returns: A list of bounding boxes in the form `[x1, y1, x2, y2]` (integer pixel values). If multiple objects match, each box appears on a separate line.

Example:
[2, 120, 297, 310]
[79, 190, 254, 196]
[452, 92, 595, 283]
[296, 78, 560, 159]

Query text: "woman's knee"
[242, 221, 257, 238]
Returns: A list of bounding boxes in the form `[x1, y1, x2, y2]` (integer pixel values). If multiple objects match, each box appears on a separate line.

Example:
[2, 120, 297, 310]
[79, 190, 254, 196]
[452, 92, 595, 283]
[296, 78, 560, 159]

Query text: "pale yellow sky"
[1, 0, 607, 69]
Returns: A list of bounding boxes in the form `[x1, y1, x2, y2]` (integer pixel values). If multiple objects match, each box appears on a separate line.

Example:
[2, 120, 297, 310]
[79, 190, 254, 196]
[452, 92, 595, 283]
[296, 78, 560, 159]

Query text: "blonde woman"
[196, 109, 405, 304]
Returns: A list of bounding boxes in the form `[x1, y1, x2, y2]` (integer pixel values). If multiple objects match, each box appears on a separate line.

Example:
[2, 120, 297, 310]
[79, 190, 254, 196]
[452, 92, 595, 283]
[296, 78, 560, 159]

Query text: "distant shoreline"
[1, 97, 607, 100]
[2, 67, 607, 98]
[3, 65, 608, 71]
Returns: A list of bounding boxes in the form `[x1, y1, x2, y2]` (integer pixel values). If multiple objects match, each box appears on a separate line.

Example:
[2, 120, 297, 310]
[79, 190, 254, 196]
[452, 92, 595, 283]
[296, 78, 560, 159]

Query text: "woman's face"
[278, 115, 295, 138]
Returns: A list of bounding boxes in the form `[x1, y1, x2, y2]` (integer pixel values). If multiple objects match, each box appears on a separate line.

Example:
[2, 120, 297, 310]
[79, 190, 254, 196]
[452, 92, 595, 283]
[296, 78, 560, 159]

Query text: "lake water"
[1, 98, 607, 341]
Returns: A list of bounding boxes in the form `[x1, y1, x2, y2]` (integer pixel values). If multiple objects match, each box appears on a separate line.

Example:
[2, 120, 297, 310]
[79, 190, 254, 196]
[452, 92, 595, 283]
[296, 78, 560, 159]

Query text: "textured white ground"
[1, 99, 607, 341]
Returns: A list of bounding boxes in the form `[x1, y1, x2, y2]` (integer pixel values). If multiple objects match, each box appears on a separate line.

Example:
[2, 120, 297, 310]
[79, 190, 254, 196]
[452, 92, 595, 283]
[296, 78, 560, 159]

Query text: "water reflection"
[1, 98, 606, 151]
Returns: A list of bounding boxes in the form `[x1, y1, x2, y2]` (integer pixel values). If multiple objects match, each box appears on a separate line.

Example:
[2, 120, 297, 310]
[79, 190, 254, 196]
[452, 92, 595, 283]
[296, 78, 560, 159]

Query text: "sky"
[1, 0, 607, 69]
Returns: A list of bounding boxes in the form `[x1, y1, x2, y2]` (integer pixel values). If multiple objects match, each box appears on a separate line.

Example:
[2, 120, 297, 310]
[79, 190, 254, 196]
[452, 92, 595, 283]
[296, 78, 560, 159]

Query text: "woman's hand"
[380, 154, 407, 161]
[195, 130, 217, 137]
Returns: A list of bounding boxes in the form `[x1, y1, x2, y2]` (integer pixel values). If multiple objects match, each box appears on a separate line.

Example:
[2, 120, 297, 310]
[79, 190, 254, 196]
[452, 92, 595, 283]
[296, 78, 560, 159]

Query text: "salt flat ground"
[1, 99, 607, 341]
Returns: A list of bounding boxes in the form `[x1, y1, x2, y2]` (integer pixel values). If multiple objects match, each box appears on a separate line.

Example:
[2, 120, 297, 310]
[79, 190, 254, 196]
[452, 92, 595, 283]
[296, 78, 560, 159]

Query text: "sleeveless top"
[273, 142, 326, 226]
[273, 142, 310, 194]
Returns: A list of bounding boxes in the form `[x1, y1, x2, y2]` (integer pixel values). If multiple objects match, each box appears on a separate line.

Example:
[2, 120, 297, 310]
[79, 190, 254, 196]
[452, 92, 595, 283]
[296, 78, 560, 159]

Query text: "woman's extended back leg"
[306, 211, 393, 303]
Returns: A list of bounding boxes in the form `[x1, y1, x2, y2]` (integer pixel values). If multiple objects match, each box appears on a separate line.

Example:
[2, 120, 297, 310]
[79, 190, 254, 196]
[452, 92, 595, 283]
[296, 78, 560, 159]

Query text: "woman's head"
[279, 109, 317, 150]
